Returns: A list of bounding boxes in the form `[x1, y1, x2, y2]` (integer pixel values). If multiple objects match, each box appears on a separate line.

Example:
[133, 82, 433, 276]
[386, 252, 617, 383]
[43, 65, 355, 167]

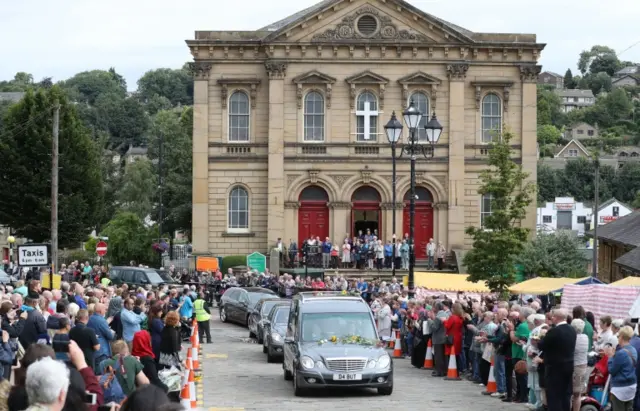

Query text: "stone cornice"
[328, 201, 352, 210]
[284, 201, 301, 209]
[264, 60, 288, 79]
[193, 62, 212, 80]
[381, 202, 404, 210]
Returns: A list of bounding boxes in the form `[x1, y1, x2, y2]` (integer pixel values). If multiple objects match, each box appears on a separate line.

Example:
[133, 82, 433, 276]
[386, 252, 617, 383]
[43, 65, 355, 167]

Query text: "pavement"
[199, 311, 526, 411]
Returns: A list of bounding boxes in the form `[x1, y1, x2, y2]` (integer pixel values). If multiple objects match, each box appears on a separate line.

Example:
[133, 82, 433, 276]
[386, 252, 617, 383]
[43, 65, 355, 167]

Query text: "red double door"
[298, 201, 329, 248]
[403, 202, 434, 259]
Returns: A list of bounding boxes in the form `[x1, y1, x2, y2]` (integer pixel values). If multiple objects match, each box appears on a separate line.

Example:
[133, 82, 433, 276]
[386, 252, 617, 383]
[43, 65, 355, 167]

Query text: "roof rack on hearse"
[297, 291, 364, 300]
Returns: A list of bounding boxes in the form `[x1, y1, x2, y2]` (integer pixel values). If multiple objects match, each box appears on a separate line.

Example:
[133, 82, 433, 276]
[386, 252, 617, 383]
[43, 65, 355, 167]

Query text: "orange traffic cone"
[423, 339, 434, 369]
[444, 345, 461, 381]
[180, 369, 193, 409]
[483, 356, 497, 394]
[185, 347, 193, 370]
[188, 368, 197, 409]
[392, 330, 402, 358]
[191, 346, 200, 371]
[388, 329, 396, 349]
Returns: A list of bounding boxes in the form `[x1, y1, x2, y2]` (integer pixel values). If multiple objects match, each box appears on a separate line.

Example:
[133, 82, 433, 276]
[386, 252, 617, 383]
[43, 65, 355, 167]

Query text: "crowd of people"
[0, 265, 214, 411]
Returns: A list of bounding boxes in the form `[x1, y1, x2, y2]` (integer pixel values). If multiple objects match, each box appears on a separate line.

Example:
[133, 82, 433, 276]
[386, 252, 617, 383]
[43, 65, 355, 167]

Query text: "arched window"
[410, 92, 430, 142]
[299, 185, 329, 202]
[228, 186, 249, 232]
[619, 152, 629, 157]
[304, 92, 325, 142]
[352, 185, 381, 202]
[356, 92, 378, 141]
[481, 194, 493, 227]
[632, 152, 640, 157]
[481, 93, 502, 143]
[404, 187, 433, 202]
[229, 91, 250, 142]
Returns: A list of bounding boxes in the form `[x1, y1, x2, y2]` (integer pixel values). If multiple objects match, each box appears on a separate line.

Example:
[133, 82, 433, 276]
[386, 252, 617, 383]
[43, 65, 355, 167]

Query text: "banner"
[561, 284, 640, 323]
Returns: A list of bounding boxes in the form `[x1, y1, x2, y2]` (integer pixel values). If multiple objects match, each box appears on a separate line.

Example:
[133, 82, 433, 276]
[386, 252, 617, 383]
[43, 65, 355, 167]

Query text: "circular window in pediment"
[356, 15, 378, 37]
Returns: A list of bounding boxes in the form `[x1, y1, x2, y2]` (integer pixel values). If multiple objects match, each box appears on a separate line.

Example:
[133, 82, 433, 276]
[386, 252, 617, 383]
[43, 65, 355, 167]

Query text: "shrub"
[221, 255, 247, 273]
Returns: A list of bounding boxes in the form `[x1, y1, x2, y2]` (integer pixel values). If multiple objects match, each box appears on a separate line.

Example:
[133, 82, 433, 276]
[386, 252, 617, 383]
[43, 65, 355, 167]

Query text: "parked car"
[249, 298, 290, 342]
[219, 287, 276, 326]
[282, 291, 393, 396]
[263, 304, 290, 363]
[108, 266, 167, 288]
[155, 269, 179, 284]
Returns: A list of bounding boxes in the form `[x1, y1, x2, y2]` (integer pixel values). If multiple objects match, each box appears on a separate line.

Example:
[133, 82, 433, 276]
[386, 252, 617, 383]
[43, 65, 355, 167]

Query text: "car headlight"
[367, 359, 377, 369]
[377, 354, 391, 369]
[271, 333, 282, 342]
[300, 356, 315, 369]
[314, 361, 325, 369]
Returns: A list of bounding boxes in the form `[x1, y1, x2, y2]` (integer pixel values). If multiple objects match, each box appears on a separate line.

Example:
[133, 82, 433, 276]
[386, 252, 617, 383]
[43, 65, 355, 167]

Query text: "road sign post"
[96, 241, 108, 257]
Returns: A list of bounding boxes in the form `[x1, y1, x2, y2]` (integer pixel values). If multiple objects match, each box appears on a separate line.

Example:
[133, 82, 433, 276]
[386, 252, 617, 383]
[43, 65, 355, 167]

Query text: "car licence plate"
[333, 373, 362, 381]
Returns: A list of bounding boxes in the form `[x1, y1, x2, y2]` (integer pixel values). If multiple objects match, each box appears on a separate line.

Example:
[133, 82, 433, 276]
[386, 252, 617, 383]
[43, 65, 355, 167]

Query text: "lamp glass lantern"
[425, 112, 443, 144]
[402, 100, 422, 130]
[6, 236, 15, 244]
[384, 111, 403, 144]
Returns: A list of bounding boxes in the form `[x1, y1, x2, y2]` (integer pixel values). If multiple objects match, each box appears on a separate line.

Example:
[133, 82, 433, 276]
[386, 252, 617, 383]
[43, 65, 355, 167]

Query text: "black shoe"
[502, 398, 513, 403]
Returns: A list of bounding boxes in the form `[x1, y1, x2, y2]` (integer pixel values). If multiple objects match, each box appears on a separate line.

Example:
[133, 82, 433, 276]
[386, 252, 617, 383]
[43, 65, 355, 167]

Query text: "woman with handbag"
[157, 311, 182, 371]
[410, 308, 428, 369]
[444, 303, 465, 373]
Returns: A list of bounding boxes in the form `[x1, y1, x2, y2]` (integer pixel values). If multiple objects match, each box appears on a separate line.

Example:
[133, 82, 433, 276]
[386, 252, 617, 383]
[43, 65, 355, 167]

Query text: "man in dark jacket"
[538, 308, 576, 411]
[18, 297, 47, 349]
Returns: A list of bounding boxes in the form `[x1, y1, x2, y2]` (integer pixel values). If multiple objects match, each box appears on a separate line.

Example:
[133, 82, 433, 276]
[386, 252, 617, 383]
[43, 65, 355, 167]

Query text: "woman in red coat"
[444, 302, 465, 373]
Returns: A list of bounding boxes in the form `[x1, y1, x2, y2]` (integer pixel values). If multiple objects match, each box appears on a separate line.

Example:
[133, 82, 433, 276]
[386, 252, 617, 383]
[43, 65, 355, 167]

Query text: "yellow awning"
[411, 272, 490, 293]
[610, 277, 640, 287]
[509, 277, 587, 294]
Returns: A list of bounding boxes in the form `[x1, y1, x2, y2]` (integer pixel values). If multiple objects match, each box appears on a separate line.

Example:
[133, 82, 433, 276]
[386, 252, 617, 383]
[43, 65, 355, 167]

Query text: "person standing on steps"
[426, 239, 436, 270]
[194, 292, 212, 344]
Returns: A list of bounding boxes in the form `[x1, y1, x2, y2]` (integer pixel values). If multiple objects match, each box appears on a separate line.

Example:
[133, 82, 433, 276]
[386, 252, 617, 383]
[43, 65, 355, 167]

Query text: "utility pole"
[158, 132, 164, 268]
[51, 100, 60, 287]
[593, 158, 599, 277]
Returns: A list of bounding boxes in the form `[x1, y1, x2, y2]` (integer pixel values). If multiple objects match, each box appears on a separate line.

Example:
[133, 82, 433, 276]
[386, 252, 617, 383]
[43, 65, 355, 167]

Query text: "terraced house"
[187, 0, 545, 256]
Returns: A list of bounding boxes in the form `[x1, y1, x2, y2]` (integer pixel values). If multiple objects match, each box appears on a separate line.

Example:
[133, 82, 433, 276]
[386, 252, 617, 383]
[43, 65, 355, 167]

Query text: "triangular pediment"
[397, 71, 442, 85]
[345, 70, 389, 85]
[292, 70, 337, 84]
[261, 0, 473, 44]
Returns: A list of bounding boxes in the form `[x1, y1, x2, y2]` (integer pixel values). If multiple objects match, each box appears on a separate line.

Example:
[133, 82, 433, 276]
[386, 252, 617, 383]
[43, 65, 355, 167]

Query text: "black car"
[248, 298, 288, 342]
[109, 266, 166, 288]
[282, 291, 393, 396]
[155, 269, 179, 284]
[263, 304, 290, 363]
[219, 287, 276, 326]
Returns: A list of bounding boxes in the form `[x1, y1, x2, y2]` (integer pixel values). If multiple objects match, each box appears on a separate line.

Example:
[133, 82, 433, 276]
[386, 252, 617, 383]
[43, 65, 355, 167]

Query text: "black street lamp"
[385, 100, 443, 298]
[384, 112, 403, 278]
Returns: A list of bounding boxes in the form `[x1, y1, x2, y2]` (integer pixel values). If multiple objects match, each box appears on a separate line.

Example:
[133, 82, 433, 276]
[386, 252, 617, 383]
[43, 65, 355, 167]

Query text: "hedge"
[221, 255, 247, 273]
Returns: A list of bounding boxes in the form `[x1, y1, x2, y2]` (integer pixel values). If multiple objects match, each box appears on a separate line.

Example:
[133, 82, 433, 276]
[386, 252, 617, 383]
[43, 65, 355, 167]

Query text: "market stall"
[509, 277, 600, 295]
[562, 283, 640, 323]
[410, 272, 491, 300]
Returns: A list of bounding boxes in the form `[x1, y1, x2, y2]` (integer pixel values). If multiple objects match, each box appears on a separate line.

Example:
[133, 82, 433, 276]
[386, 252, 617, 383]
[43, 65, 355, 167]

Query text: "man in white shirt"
[426, 238, 436, 269]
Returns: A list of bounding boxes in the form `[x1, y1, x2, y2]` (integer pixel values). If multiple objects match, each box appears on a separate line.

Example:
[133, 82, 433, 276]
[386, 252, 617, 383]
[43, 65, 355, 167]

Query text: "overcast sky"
[1, 0, 638, 90]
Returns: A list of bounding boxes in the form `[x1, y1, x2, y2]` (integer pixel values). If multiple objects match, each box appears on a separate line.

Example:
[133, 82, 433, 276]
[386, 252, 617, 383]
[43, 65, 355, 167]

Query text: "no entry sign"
[96, 241, 108, 257]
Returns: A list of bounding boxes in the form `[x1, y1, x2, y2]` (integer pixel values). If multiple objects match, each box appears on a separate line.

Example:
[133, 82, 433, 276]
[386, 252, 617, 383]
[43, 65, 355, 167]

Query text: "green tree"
[101, 212, 156, 266]
[564, 69, 576, 89]
[632, 191, 640, 209]
[615, 162, 640, 203]
[0, 72, 34, 92]
[93, 93, 149, 150]
[578, 45, 621, 76]
[137, 67, 193, 107]
[537, 86, 565, 127]
[537, 165, 560, 202]
[463, 130, 535, 292]
[61, 69, 127, 105]
[587, 72, 613, 95]
[147, 107, 193, 236]
[0, 86, 103, 246]
[560, 158, 615, 202]
[95, 130, 123, 230]
[117, 158, 157, 220]
[517, 231, 588, 278]
[537, 124, 562, 146]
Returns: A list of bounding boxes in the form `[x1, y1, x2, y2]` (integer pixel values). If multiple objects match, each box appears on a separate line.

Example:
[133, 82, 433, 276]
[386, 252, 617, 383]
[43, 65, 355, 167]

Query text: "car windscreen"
[301, 312, 377, 342]
[249, 293, 275, 307]
[156, 271, 174, 282]
[145, 270, 165, 283]
[261, 300, 280, 315]
[273, 308, 289, 325]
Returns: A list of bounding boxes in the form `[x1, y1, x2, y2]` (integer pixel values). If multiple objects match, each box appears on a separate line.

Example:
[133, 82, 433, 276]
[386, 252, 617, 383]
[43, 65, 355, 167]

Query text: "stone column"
[192, 62, 212, 254]
[329, 202, 351, 244]
[265, 61, 288, 249]
[446, 64, 468, 249]
[283, 202, 299, 246]
[520, 64, 542, 237]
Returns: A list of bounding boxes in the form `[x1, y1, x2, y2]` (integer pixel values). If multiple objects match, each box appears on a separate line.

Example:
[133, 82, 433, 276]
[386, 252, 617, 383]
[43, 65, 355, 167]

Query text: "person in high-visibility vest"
[194, 292, 212, 344]
[100, 272, 111, 287]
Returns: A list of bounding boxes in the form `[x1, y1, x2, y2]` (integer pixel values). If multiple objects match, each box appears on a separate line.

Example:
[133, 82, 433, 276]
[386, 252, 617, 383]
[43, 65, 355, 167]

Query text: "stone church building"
[187, 0, 544, 258]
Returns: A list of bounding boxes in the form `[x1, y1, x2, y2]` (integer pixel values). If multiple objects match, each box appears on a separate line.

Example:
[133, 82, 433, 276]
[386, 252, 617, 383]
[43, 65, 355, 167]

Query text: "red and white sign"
[600, 215, 619, 223]
[96, 241, 108, 257]
[554, 203, 575, 211]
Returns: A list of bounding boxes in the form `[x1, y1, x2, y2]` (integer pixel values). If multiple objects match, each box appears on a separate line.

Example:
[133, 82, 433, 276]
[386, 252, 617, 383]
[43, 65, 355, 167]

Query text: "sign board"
[40, 273, 61, 290]
[96, 241, 108, 257]
[196, 256, 220, 272]
[17, 244, 49, 266]
[247, 252, 267, 273]
[600, 215, 619, 223]
[554, 203, 575, 211]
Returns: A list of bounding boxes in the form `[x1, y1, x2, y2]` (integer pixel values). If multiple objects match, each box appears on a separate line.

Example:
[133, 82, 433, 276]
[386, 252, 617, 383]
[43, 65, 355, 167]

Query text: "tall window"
[410, 92, 429, 142]
[481, 93, 502, 142]
[228, 186, 249, 232]
[304, 91, 325, 142]
[481, 194, 493, 227]
[356, 92, 378, 141]
[229, 91, 250, 142]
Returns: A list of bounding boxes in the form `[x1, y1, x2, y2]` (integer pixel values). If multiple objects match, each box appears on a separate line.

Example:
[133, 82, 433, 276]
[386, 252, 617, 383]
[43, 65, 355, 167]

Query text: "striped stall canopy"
[561, 284, 640, 324]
